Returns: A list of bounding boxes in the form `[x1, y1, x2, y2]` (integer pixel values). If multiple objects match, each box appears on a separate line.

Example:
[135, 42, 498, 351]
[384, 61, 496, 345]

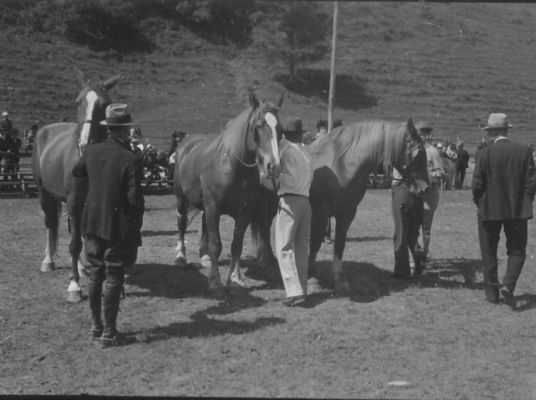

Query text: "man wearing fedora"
[472, 113, 536, 308]
[73, 103, 145, 347]
[274, 117, 312, 307]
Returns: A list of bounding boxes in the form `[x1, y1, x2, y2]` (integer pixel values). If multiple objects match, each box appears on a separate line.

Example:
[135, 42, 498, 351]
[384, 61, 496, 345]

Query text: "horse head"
[397, 118, 429, 192]
[245, 91, 283, 180]
[75, 70, 122, 153]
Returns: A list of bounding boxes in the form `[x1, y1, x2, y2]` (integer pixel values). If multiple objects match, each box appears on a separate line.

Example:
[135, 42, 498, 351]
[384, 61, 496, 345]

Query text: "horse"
[32, 70, 121, 302]
[173, 91, 283, 297]
[305, 118, 429, 292]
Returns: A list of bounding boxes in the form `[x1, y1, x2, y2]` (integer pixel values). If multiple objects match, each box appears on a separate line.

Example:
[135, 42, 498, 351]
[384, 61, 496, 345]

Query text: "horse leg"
[66, 202, 83, 302]
[226, 215, 250, 292]
[39, 192, 59, 272]
[307, 199, 330, 293]
[198, 212, 210, 268]
[252, 186, 277, 267]
[330, 214, 354, 293]
[174, 196, 188, 267]
[203, 207, 225, 297]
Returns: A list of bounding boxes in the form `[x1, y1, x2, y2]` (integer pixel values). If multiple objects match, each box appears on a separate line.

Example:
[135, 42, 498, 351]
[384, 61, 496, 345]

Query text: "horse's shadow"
[141, 229, 196, 237]
[345, 235, 390, 243]
[125, 262, 272, 313]
[125, 263, 207, 299]
[310, 258, 486, 303]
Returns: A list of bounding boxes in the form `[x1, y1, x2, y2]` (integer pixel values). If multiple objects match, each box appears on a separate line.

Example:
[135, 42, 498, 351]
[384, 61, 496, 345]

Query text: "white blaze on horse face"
[79, 90, 98, 150]
[264, 112, 280, 171]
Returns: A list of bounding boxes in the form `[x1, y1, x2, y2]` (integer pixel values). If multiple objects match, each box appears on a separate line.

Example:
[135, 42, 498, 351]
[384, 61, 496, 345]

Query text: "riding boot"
[87, 277, 103, 337]
[102, 281, 122, 339]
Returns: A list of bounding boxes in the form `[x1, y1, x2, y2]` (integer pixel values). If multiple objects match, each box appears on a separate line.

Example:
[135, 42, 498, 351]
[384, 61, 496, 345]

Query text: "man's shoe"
[89, 327, 103, 341]
[500, 287, 516, 310]
[283, 295, 307, 307]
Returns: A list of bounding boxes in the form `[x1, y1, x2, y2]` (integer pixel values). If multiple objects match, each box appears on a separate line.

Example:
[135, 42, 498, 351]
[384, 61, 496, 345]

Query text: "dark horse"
[32, 70, 121, 301]
[173, 92, 282, 297]
[305, 119, 429, 292]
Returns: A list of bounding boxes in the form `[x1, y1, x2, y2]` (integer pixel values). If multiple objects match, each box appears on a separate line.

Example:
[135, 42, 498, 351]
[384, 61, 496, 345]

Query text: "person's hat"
[415, 120, 433, 131]
[481, 113, 512, 131]
[2, 111, 8, 117]
[283, 117, 307, 134]
[100, 103, 136, 126]
[436, 142, 444, 148]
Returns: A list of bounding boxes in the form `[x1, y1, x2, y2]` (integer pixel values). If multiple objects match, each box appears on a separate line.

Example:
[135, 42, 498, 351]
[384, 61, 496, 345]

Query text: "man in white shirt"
[275, 118, 313, 306]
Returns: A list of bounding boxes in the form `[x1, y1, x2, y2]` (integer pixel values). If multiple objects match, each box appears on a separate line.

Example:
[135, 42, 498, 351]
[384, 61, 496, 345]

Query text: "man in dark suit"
[472, 113, 536, 308]
[73, 103, 144, 347]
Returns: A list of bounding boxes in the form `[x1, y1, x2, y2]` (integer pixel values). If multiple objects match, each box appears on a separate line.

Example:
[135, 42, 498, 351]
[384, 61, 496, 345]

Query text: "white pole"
[328, 1, 338, 133]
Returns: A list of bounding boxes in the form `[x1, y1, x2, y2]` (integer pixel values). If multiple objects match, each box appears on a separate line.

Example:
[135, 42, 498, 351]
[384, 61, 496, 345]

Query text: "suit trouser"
[275, 195, 311, 298]
[85, 234, 138, 337]
[478, 218, 527, 301]
[455, 167, 466, 189]
[392, 183, 424, 277]
[422, 184, 440, 258]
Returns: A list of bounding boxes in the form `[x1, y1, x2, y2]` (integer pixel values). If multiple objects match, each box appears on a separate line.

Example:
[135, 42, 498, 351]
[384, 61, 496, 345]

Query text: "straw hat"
[481, 113, 512, 131]
[100, 103, 136, 126]
[2, 111, 8, 117]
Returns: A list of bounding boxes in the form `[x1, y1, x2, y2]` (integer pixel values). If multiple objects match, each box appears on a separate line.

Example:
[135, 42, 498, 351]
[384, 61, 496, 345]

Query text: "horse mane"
[212, 100, 280, 160]
[330, 120, 408, 172]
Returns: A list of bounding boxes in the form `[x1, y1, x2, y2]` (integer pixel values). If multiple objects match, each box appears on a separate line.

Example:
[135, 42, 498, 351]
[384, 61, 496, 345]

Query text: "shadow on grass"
[310, 258, 485, 303]
[345, 235, 390, 243]
[141, 229, 197, 237]
[125, 263, 208, 299]
[126, 315, 285, 344]
[242, 258, 283, 291]
[274, 69, 378, 110]
[513, 294, 536, 312]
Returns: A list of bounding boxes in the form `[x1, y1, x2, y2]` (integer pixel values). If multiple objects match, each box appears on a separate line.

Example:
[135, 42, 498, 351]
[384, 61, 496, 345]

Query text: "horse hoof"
[200, 255, 211, 268]
[40, 262, 55, 273]
[174, 257, 187, 268]
[227, 280, 247, 295]
[66, 290, 83, 303]
[307, 277, 322, 294]
[208, 286, 228, 299]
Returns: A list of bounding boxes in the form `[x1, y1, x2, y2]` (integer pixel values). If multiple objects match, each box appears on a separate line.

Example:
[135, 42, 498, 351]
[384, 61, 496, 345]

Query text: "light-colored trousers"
[275, 195, 311, 298]
[422, 183, 440, 257]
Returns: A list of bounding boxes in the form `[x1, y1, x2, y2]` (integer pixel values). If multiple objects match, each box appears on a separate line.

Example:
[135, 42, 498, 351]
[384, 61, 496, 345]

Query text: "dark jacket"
[472, 137, 536, 221]
[72, 136, 145, 245]
[456, 149, 469, 169]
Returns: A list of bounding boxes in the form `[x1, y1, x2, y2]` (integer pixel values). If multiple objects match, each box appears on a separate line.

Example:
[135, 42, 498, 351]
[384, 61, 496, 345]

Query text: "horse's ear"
[77, 69, 90, 88]
[103, 73, 123, 90]
[248, 90, 260, 109]
[407, 117, 419, 139]
[277, 92, 284, 109]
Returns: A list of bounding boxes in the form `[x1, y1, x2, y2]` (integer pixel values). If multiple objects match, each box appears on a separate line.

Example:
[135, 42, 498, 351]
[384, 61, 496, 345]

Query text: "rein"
[231, 150, 257, 168]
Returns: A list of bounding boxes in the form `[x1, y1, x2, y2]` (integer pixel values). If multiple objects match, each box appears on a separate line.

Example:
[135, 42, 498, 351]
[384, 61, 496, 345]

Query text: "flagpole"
[327, 1, 338, 133]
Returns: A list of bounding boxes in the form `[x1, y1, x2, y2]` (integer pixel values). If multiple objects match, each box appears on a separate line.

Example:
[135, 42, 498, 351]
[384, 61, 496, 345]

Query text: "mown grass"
[1, 189, 535, 398]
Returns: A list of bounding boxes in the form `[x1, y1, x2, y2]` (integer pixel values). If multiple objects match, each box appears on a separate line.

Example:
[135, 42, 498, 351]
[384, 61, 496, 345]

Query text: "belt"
[279, 193, 309, 199]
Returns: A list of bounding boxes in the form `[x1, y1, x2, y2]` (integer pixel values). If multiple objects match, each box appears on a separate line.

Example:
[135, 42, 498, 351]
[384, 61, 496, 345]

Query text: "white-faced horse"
[32, 70, 121, 301]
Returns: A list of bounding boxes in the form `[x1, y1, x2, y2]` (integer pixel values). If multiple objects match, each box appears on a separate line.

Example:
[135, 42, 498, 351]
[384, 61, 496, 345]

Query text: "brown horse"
[32, 70, 121, 301]
[173, 92, 282, 297]
[305, 118, 429, 292]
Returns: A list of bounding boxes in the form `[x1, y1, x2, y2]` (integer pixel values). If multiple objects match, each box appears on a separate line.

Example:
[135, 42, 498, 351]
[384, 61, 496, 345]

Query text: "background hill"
[1, 1, 536, 153]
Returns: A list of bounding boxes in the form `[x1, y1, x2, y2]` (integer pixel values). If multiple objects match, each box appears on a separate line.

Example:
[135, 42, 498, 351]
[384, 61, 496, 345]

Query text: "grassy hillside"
[1, 2, 536, 152]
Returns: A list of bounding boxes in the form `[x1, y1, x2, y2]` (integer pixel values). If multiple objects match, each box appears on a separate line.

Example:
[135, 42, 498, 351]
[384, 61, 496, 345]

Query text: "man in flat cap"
[472, 113, 536, 309]
[73, 103, 145, 347]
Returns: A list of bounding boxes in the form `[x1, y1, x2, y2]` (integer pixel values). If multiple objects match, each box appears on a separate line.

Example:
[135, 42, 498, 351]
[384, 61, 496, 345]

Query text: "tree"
[253, 1, 330, 83]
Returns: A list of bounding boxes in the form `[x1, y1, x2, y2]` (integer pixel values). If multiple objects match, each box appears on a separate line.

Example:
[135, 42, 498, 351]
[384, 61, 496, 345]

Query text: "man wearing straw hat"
[72, 103, 145, 347]
[472, 113, 536, 309]
[275, 117, 312, 307]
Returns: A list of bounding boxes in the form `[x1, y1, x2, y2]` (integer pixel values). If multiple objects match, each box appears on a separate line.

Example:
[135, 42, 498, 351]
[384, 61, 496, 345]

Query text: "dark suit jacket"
[72, 136, 144, 245]
[472, 137, 536, 221]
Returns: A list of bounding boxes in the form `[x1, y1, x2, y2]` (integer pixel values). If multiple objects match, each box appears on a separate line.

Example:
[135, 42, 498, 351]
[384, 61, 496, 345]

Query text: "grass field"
[1, 188, 535, 398]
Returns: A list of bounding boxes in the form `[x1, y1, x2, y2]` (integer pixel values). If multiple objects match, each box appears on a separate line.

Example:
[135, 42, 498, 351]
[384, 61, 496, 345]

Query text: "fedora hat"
[100, 103, 136, 126]
[415, 120, 433, 131]
[481, 113, 512, 131]
[283, 117, 307, 134]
